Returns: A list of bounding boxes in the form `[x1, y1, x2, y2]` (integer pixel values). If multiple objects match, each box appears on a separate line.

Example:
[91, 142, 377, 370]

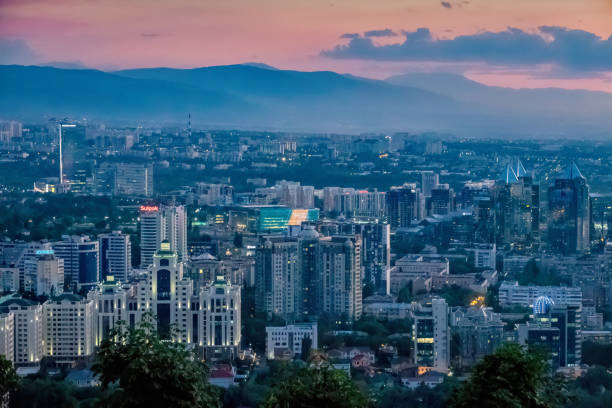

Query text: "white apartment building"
[0, 312, 14, 364]
[87, 277, 128, 347]
[35, 254, 64, 296]
[137, 241, 192, 342]
[390, 254, 449, 294]
[43, 293, 95, 364]
[0, 297, 44, 366]
[266, 322, 318, 360]
[200, 275, 241, 359]
[0, 267, 19, 293]
[467, 243, 496, 269]
[498, 282, 582, 307]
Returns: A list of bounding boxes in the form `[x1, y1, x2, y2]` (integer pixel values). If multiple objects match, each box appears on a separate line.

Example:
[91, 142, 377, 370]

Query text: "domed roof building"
[298, 225, 319, 240]
[533, 296, 554, 316]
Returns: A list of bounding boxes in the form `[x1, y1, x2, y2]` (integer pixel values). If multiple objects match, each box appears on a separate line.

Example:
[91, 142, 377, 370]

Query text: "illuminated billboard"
[140, 205, 159, 212]
[257, 207, 319, 232]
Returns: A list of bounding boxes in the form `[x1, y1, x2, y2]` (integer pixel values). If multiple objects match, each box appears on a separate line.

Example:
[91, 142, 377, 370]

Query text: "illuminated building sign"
[288, 209, 309, 226]
[257, 207, 319, 232]
[140, 205, 159, 212]
[35, 249, 54, 255]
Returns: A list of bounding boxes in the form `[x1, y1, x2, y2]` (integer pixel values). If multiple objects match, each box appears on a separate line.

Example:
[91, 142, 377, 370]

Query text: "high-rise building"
[140, 205, 162, 267]
[412, 298, 450, 372]
[387, 183, 423, 228]
[429, 184, 454, 216]
[590, 193, 612, 241]
[324, 188, 386, 218]
[43, 293, 95, 364]
[0, 296, 44, 366]
[0, 266, 19, 293]
[0, 121, 22, 144]
[140, 204, 187, 267]
[276, 181, 314, 208]
[531, 297, 581, 367]
[200, 275, 241, 359]
[139, 241, 192, 339]
[52, 236, 99, 290]
[495, 160, 539, 247]
[330, 220, 391, 295]
[115, 163, 154, 197]
[298, 227, 320, 318]
[88, 277, 129, 347]
[421, 171, 439, 198]
[319, 235, 362, 320]
[98, 231, 131, 283]
[194, 182, 234, 206]
[548, 162, 590, 254]
[14, 242, 52, 291]
[255, 236, 300, 321]
[34, 253, 64, 297]
[451, 307, 504, 368]
[94, 162, 153, 197]
[516, 322, 561, 369]
[0, 312, 15, 365]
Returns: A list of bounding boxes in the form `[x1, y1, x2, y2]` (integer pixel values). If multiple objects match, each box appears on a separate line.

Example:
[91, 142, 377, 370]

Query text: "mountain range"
[1, 64, 611, 138]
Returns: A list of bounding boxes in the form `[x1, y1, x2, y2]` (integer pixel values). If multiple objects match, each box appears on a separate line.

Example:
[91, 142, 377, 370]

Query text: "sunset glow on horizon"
[1, 0, 611, 91]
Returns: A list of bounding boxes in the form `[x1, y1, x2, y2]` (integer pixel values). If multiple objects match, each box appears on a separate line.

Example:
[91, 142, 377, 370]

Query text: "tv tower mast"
[188, 113, 192, 140]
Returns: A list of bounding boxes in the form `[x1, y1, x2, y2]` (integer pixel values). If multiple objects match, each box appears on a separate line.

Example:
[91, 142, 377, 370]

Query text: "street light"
[58, 122, 76, 188]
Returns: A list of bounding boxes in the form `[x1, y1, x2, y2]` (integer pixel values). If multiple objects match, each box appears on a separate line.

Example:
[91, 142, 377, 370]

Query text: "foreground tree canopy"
[92, 316, 219, 408]
[449, 343, 566, 408]
[0, 354, 18, 397]
[262, 364, 370, 408]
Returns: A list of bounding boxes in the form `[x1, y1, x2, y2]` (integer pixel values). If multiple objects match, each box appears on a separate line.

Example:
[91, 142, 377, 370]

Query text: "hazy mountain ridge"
[1, 64, 611, 137]
[387, 72, 612, 116]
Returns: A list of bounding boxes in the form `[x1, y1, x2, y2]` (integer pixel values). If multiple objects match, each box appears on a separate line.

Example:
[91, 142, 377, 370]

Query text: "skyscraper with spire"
[547, 162, 590, 254]
[495, 159, 539, 248]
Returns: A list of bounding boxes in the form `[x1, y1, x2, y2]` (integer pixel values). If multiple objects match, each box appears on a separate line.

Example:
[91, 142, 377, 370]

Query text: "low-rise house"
[209, 364, 236, 388]
[351, 354, 371, 369]
[401, 371, 446, 389]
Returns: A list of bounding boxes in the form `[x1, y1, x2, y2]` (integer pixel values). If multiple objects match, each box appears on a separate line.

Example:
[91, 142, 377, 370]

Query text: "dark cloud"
[340, 33, 360, 39]
[0, 38, 39, 65]
[322, 26, 612, 72]
[141, 33, 161, 38]
[441, 2, 452, 9]
[364, 29, 397, 37]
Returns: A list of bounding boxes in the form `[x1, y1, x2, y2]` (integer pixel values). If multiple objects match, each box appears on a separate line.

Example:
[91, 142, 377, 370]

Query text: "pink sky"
[1, 0, 611, 91]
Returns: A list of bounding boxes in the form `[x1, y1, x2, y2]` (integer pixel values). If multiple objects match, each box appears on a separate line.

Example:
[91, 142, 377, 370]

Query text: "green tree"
[448, 343, 566, 408]
[0, 355, 18, 403]
[362, 282, 376, 299]
[92, 316, 220, 408]
[10, 377, 79, 408]
[397, 282, 413, 303]
[581, 341, 612, 368]
[262, 365, 370, 408]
